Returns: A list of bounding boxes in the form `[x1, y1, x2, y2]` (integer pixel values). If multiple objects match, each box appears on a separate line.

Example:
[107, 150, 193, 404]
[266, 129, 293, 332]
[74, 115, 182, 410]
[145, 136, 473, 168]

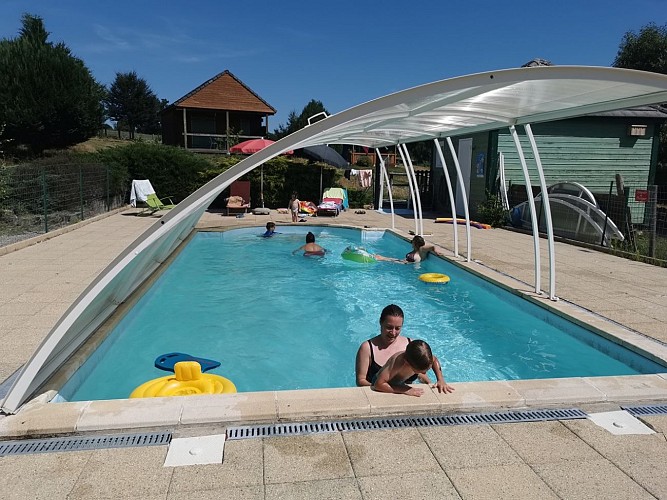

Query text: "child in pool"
[292, 231, 326, 256]
[263, 222, 277, 237]
[372, 339, 454, 397]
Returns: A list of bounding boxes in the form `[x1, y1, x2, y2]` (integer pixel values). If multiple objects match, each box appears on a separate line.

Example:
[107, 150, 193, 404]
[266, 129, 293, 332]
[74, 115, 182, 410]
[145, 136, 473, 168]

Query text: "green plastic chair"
[142, 193, 176, 214]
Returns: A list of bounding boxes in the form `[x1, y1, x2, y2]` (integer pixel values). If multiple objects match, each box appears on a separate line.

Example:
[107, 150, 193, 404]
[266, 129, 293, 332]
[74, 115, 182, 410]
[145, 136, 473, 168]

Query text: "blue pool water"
[60, 226, 665, 401]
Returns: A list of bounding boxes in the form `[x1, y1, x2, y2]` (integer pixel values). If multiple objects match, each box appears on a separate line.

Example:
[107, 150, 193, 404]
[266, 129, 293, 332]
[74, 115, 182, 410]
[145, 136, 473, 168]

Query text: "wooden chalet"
[161, 70, 276, 152]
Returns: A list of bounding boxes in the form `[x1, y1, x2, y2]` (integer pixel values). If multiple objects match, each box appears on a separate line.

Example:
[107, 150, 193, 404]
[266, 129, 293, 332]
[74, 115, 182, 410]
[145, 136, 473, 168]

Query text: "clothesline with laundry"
[344, 169, 373, 188]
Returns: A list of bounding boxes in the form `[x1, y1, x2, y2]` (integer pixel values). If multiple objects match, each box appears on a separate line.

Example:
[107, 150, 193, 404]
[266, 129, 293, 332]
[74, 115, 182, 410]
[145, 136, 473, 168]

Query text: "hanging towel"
[130, 180, 155, 207]
[359, 170, 373, 188]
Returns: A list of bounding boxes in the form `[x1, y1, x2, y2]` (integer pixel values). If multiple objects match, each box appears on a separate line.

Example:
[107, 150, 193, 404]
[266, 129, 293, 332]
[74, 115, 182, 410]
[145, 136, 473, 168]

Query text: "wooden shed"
[161, 70, 276, 152]
[432, 105, 667, 222]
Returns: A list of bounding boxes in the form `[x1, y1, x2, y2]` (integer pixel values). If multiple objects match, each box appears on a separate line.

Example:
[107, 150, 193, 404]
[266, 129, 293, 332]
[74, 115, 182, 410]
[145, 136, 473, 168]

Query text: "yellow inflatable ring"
[130, 361, 237, 398]
[419, 273, 450, 284]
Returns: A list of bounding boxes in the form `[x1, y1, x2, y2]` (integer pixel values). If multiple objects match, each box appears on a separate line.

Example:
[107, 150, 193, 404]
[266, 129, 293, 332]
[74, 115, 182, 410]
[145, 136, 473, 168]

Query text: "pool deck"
[1, 207, 666, 498]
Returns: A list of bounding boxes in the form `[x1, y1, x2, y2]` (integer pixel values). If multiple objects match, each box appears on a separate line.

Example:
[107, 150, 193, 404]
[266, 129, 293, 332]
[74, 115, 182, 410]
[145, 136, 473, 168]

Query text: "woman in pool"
[374, 235, 443, 263]
[355, 304, 454, 393]
[292, 231, 327, 256]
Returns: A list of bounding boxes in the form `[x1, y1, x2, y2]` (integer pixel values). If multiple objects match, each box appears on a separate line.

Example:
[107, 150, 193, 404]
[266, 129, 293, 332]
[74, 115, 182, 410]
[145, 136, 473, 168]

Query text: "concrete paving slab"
[419, 424, 523, 469]
[169, 438, 263, 491]
[276, 387, 370, 419]
[179, 392, 277, 425]
[506, 377, 606, 405]
[263, 434, 354, 484]
[0, 450, 93, 500]
[641, 415, 667, 434]
[342, 428, 441, 477]
[0, 400, 87, 437]
[447, 463, 559, 500]
[77, 397, 183, 432]
[584, 375, 667, 402]
[265, 478, 362, 500]
[357, 470, 460, 500]
[433, 380, 524, 410]
[533, 458, 655, 499]
[491, 421, 601, 465]
[362, 385, 442, 415]
[68, 445, 171, 499]
[167, 485, 264, 500]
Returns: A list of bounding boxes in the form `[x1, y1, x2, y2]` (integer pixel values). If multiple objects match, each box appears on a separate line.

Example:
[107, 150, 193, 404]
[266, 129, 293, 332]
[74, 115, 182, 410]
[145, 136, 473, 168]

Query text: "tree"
[613, 23, 667, 74]
[272, 100, 329, 139]
[614, 23, 667, 178]
[104, 72, 163, 139]
[0, 14, 105, 154]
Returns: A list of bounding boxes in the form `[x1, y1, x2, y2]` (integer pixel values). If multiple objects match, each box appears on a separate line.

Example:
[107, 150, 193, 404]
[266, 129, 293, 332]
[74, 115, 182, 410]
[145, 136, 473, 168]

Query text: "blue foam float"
[154, 352, 221, 373]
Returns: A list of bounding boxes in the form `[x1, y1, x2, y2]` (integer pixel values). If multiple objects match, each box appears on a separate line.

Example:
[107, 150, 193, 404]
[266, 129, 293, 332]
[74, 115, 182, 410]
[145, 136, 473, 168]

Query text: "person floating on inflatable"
[262, 221, 278, 237]
[292, 231, 327, 257]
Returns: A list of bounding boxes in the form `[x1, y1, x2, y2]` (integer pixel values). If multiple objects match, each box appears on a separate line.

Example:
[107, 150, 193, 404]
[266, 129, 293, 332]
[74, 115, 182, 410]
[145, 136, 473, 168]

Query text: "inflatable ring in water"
[130, 361, 237, 398]
[419, 273, 450, 284]
[341, 245, 376, 264]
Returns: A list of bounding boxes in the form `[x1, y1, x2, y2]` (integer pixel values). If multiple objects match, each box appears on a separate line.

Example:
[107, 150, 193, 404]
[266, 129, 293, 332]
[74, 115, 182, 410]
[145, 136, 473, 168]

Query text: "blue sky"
[1, 1, 664, 130]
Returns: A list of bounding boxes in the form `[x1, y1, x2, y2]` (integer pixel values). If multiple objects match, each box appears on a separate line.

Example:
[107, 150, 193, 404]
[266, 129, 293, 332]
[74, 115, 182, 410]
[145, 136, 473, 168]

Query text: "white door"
[455, 138, 473, 216]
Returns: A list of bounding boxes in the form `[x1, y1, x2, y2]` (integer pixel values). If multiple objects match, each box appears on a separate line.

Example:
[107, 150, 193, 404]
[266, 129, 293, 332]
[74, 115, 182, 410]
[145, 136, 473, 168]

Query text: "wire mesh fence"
[0, 163, 127, 247]
[507, 180, 667, 263]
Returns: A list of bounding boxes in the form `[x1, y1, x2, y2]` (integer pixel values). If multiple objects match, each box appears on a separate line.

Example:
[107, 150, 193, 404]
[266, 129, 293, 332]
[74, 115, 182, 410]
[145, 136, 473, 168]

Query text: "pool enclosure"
[4, 66, 667, 413]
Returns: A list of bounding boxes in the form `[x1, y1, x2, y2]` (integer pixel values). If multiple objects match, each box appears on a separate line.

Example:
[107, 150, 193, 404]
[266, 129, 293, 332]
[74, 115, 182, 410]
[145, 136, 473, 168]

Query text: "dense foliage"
[0, 14, 104, 155]
[104, 71, 165, 138]
[96, 142, 211, 202]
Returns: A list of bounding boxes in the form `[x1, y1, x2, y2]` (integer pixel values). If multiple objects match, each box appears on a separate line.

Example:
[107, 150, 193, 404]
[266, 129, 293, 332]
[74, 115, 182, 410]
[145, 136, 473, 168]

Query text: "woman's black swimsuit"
[405, 251, 416, 262]
[366, 338, 418, 384]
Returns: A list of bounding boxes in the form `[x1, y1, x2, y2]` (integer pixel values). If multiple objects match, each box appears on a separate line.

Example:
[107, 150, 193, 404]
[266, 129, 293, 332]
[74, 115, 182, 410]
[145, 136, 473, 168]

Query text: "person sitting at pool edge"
[292, 231, 327, 256]
[355, 304, 453, 393]
[374, 235, 444, 263]
[263, 222, 277, 237]
[373, 339, 453, 397]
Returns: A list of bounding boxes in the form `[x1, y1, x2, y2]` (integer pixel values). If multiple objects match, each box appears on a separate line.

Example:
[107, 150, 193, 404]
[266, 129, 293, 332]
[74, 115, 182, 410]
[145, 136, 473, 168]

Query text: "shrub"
[96, 142, 210, 202]
[477, 191, 509, 227]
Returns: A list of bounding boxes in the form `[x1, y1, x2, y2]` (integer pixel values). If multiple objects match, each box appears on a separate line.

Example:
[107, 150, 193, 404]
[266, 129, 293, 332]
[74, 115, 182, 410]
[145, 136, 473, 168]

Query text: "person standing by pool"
[292, 231, 326, 256]
[289, 192, 300, 223]
[355, 304, 454, 394]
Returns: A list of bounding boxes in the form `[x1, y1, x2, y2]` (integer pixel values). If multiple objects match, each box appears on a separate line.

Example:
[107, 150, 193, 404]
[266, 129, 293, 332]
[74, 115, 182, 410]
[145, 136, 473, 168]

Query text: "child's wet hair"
[379, 304, 404, 324]
[266, 222, 275, 230]
[411, 235, 425, 249]
[405, 340, 433, 371]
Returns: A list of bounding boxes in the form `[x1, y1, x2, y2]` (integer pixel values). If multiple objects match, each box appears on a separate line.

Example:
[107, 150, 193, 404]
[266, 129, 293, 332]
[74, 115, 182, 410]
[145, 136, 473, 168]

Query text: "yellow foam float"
[130, 361, 236, 398]
[419, 273, 451, 284]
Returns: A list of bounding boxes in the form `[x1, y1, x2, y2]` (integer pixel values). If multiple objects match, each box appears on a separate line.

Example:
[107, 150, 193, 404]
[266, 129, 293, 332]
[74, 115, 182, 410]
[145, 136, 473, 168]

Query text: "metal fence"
[507, 181, 667, 263]
[0, 163, 127, 247]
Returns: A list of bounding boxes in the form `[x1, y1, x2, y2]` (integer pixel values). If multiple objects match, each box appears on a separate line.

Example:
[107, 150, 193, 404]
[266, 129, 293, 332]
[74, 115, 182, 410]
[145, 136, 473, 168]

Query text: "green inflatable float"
[341, 246, 377, 264]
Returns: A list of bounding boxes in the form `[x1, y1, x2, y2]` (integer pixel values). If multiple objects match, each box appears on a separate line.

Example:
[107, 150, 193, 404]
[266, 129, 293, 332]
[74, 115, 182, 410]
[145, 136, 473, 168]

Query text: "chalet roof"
[169, 70, 276, 114]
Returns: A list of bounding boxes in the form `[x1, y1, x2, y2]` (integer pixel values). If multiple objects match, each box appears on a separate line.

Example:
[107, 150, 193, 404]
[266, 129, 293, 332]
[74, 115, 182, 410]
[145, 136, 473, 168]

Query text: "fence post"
[79, 165, 84, 220]
[648, 185, 657, 258]
[106, 165, 110, 211]
[41, 167, 48, 233]
[600, 181, 613, 246]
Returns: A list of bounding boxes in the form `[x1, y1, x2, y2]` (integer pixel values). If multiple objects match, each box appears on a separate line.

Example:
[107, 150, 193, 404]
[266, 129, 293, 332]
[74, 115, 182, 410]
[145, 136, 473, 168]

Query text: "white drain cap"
[164, 434, 226, 467]
[588, 410, 655, 435]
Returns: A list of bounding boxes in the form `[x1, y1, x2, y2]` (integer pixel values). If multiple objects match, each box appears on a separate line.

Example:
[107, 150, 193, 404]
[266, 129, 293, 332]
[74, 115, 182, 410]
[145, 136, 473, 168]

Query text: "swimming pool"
[58, 226, 666, 401]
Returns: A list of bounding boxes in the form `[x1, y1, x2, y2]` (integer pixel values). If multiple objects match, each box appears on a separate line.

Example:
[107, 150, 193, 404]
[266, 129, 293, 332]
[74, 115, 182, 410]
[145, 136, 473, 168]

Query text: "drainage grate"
[0, 431, 171, 457]
[227, 408, 587, 440]
[621, 404, 667, 417]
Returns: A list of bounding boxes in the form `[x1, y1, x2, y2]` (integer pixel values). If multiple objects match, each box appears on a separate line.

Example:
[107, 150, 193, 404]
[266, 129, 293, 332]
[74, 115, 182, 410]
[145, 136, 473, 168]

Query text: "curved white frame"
[4, 66, 667, 413]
